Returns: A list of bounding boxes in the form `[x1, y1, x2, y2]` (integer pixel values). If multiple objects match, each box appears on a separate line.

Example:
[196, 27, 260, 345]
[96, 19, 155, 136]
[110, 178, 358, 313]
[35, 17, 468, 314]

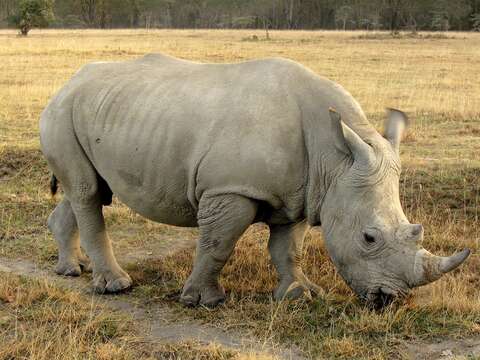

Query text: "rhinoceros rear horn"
[329, 108, 375, 165]
[411, 248, 471, 287]
[384, 108, 408, 155]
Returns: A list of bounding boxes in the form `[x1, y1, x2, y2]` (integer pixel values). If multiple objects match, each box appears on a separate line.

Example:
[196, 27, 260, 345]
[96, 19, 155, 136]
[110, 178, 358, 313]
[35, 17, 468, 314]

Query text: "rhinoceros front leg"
[48, 198, 90, 276]
[268, 220, 324, 300]
[71, 201, 132, 293]
[180, 194, 257, 307]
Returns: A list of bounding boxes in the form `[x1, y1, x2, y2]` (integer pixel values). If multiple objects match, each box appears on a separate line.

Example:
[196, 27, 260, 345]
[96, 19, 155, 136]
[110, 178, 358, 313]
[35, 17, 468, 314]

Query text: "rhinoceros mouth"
[364, 286, 407, 309]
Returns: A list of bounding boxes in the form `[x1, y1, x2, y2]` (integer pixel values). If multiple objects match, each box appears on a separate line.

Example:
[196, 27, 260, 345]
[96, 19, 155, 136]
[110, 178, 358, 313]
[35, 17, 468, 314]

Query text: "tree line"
[1, 0, 480, 34]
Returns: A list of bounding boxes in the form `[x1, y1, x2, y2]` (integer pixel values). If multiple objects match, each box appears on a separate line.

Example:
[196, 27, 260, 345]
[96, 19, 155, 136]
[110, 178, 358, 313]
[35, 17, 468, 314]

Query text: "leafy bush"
[8, 0, 54, 36]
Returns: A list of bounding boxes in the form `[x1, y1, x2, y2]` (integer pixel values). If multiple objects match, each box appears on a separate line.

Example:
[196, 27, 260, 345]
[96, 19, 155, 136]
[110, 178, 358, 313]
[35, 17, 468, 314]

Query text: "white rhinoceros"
[40, 54, 469, 308]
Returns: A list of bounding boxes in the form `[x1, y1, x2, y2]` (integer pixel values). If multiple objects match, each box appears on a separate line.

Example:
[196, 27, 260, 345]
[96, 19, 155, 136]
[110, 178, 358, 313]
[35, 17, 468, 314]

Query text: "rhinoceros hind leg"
[268, 220, 324, 301]
[42, 107, 129, 293]
[48, 198, 91, 277]
[180, 194, 257, 307]
[71, 200, 132, 294]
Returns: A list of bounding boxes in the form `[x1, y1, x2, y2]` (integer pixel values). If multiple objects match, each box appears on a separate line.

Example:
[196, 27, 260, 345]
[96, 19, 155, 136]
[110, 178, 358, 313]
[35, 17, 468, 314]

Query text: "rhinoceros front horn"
[411, 248, 471, 287]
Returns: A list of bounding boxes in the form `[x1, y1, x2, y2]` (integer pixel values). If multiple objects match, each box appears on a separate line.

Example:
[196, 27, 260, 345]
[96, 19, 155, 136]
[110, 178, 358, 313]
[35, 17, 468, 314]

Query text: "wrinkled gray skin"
[40, 54, 470, 308]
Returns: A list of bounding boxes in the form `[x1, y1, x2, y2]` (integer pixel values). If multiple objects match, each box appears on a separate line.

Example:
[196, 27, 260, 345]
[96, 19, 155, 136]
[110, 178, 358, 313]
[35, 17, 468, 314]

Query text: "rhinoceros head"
[321, 108, 470, 308]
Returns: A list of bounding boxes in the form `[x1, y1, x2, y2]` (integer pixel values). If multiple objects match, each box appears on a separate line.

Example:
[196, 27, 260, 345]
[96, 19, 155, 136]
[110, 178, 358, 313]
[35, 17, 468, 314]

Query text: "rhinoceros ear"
[329, 108, 349, 156]
[384, 108, 408, 155]
[329, 108, 374, 165]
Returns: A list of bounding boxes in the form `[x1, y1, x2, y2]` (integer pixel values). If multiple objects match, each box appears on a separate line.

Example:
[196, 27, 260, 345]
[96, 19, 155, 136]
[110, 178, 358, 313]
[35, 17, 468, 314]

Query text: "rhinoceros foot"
[92, 268, 132, 294]
[274, 274, 324, 301]
[55, 251, 91, 277]
[179, 281, 226, 308]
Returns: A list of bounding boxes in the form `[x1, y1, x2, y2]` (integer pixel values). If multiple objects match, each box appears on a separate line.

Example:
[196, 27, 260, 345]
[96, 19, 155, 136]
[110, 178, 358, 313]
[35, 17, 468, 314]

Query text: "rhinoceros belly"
[113, 181, 198, 227]
[99, 163, 198, 227]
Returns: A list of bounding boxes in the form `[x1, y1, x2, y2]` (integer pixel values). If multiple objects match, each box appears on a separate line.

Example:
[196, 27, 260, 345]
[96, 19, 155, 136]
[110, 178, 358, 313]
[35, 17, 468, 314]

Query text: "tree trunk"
[287, 0, 294, 29]
[20, 24, 29, 36]
[81, 0, 97, 27]
[99, 2, 107, 29]
[389, 0, 401, 33]
[263, 17, 270, 39]
[130, 0, 139, 27]
[409, 15, 417, 34]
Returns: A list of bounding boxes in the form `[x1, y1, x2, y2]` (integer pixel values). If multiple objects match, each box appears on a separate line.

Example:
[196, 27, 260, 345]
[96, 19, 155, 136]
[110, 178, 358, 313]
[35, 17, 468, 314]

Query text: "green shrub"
[8, 0, 54, 36]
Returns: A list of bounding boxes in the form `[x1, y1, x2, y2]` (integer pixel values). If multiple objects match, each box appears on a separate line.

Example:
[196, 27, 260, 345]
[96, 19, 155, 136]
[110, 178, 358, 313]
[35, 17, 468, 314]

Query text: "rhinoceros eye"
[364, 233, 376, 244]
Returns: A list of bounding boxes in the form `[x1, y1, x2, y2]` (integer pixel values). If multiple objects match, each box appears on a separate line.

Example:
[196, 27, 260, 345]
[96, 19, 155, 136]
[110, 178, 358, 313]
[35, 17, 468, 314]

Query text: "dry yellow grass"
[0, 29, 479, 359]
[0, 274, 143, 360]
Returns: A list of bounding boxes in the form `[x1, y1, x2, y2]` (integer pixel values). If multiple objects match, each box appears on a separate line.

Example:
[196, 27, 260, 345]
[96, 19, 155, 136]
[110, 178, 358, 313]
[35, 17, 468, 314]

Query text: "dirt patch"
[404, 338, 480, 359]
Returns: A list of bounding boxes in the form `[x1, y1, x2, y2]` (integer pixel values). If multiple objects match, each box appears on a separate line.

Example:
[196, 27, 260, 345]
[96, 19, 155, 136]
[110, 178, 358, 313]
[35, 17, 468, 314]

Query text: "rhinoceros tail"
[97, 173, 113, 206]
[50, 174, 58, 197]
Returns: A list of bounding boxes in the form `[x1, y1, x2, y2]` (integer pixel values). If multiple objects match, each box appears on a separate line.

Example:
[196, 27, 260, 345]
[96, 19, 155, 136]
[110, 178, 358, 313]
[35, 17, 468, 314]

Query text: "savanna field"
[0, 29, 479, 359]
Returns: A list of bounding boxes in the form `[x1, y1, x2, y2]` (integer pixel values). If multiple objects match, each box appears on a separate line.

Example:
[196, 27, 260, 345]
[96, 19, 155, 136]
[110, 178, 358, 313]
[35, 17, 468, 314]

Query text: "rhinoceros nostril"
[411, 224, 423, 236]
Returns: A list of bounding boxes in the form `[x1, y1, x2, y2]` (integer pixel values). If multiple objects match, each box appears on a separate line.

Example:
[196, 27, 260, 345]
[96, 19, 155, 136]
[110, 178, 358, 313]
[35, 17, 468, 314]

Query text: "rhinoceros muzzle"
[362, 247, 470, 309]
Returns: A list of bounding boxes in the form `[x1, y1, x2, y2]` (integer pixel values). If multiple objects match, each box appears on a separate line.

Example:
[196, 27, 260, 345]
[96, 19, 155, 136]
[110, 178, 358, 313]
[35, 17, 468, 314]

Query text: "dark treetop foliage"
[8, 0, 54, 35]
[1, 0, 479, 31]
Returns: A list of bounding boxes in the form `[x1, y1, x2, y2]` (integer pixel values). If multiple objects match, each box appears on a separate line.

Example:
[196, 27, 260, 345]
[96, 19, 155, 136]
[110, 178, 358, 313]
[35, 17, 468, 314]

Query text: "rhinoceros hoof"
[92, 269, 132, 294]
[56, 261, 81, 277]
[274, 281, 311, 301]
[274, 279, 324, 301]
[55, 253, 91, 277]
[180, 283, 226, 308]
